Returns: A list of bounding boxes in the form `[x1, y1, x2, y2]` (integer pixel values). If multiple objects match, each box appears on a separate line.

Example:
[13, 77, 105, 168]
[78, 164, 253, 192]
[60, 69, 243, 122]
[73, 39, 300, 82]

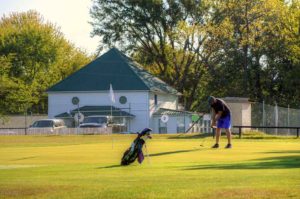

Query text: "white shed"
[47, 48, 196, 134]
[223, 97, 252, 131]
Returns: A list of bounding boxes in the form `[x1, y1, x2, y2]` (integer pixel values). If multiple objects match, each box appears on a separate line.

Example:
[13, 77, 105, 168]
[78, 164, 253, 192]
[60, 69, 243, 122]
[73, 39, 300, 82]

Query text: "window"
[32, 120, 53, 128]
[177, 117, 185, 133]
[154, 94, 158, 105]
[159, 118, 167, 134]
[54, 120, 65, 127]
[82, 117, 108, 124]
[112, 117, 125, 125]
[119, 96, 127, 104]
[71, 96, 79, 105]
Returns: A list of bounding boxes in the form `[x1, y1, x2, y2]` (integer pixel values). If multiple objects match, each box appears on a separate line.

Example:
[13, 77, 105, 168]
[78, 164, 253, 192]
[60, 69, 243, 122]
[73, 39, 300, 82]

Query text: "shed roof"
[153, 108, 194, 116]
[55, 106, 134, 118]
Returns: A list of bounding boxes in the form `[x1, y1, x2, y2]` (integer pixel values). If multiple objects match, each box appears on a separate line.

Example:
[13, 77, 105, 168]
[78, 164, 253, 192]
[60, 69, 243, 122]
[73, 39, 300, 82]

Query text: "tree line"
[0, 0, 299, 120]
[0, 11, 92, 118]
[90, 0, 300, 110]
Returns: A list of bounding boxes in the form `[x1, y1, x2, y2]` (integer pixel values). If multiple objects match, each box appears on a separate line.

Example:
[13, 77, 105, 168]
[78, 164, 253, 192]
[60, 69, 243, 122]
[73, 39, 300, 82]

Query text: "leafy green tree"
[0, 11, 92, 114]
[91, 0, 216, 110]
[204, 0, 300, 107]
[262, 0, 300, 107]
[90, 0, 299, 110]
[0, 55, 12, 122]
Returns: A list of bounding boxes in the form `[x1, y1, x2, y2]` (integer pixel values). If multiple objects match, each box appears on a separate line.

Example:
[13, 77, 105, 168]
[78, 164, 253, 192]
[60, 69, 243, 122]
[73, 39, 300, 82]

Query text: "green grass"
[0, 134, 299, 199]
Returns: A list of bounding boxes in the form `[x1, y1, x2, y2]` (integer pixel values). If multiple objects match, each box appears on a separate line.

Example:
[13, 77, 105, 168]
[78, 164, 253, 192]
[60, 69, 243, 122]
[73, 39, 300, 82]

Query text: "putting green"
[0, 134, 299, 198]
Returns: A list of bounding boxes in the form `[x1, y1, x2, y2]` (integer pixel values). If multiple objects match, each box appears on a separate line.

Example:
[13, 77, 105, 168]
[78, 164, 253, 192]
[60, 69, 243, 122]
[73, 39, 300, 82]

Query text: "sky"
[0, 0, 100, 55]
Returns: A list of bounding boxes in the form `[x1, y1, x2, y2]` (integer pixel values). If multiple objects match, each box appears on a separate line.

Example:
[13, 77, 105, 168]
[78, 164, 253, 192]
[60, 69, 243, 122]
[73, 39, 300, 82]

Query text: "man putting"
[208, 96, 232, 149]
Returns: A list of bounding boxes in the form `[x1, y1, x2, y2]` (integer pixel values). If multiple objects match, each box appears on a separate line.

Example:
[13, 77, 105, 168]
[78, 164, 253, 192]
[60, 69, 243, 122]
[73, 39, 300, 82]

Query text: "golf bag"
[121, 128, 152, 166]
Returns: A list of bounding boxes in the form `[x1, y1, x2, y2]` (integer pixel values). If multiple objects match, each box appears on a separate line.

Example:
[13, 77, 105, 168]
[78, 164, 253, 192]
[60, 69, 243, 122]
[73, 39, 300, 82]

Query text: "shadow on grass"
[240, 136, 296, 139]
[97, 149, 204, 169]
[167, 133, 283, 140]
[11, 156, 37, 161]
[150, 149, 202, 157]
[184, 155, 300, 170]
[261, 150, 300, 155]
[96, 164, 124, 169]
[168, 133, 212, 140]
[262, 150, 300, 154]
[241, 136, 279, 139]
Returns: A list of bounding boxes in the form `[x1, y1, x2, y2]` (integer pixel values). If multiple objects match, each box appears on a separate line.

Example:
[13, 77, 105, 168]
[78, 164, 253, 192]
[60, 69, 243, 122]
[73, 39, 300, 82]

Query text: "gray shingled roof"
[55, 106, 134, 118]
[47, 48, 179, 95]
[153, 108, 194, 116]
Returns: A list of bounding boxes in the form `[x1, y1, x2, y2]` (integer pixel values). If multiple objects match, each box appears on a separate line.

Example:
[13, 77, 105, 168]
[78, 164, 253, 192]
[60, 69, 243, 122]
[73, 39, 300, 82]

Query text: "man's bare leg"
[225, 128, 232, 148]
[216, 128, 221, 144]
[212, 128, 222, 148]
[225, 128, 232, 144]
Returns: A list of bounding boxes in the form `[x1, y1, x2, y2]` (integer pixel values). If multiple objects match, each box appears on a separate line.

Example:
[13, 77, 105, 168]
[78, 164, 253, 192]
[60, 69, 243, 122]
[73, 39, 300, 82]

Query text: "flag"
[109, 84, 115, 103]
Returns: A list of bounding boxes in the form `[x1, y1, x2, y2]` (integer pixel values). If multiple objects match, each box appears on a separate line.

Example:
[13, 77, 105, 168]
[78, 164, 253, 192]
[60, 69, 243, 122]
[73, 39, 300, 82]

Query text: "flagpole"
[111, 100, 113, 149]
[109, 83, 115, 149]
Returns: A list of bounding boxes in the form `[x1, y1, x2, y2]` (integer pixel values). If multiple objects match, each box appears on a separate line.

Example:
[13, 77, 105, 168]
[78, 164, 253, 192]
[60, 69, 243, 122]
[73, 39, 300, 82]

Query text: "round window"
[119, 96, 127, 104]
[72, 97, 80, 105]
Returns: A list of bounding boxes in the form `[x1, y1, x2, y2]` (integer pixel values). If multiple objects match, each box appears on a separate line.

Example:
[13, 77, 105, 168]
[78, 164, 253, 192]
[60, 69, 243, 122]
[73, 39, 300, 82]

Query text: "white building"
[47, 48, 200, 133]
[223, 97, 252, 132]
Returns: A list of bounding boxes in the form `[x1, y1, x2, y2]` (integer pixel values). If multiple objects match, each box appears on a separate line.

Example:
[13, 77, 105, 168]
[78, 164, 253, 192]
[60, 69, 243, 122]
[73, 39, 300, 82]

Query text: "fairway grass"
[0, 134, 299, 199]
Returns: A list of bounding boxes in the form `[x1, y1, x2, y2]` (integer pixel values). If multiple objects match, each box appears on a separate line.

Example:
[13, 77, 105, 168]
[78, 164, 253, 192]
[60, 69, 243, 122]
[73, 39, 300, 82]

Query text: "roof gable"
[47, 48, 179, 95]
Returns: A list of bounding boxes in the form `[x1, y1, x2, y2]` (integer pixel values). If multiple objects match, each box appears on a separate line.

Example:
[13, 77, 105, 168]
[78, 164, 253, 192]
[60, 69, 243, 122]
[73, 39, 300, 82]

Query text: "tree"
[90, 0, 300, 110]
[205, 0, 300, 107]
[90, 0, 217, 110]
[0, 11, 92, 114]
[262, 0, 300, 107]
[0, 55, 12, 122]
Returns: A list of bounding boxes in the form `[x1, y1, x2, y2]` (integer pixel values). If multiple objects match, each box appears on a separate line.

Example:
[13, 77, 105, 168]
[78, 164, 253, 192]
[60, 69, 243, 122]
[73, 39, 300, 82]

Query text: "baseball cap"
[208, 96, 216, 105]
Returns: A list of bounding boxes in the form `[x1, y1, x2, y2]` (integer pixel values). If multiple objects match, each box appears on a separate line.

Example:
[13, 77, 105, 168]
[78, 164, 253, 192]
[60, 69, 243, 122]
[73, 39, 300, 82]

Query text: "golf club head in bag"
[121, 128, 152, 166]
[138, 127, 152, 139]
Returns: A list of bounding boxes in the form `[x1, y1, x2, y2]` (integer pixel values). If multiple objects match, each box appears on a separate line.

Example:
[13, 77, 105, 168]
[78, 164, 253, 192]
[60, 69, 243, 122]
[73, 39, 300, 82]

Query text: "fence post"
[262, 101, 265, 125]
[239, 127, 242, 139]
[262, 101, 266, 133]
[24, 111, 27, 135]
[288, 104, 290, 134]
[297, 128, 299, 138]
[274, 102, 278, 135]
[129, 103, 131, 132]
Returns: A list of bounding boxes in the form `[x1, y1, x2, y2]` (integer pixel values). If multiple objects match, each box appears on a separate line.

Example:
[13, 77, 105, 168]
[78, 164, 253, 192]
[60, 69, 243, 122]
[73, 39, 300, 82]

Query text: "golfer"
[208, 96, 232, 148]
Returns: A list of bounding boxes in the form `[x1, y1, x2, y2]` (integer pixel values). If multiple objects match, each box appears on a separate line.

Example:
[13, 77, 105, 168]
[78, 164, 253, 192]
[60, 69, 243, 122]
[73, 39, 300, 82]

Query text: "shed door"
[158, 119, 167, 134]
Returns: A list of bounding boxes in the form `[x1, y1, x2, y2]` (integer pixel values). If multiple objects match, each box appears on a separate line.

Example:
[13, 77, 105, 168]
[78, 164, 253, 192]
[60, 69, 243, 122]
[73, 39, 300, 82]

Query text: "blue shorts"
[217, 115, 231, 129]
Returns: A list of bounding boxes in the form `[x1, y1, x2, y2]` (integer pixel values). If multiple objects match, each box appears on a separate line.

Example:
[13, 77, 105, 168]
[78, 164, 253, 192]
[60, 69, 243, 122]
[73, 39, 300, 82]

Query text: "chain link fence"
[1, 102, 299, 136]
[252, 102, 300, 135]
[0, 113, 113, 135]
[0, 104, 200, 135]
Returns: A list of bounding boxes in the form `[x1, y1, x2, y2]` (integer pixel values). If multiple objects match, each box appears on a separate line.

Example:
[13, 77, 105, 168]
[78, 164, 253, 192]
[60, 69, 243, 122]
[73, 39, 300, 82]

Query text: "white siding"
[225, 102, 252, 127]
[151, 117, 159, 133]
[148, 92, 179, 133]
[242, 103, 251, 126]
[149, 92, 178, 117]
[168, 117, 177, 134]
[48, 91, 150, 133]
[226, 102, 243, 126]
[152, 115, 191, 134]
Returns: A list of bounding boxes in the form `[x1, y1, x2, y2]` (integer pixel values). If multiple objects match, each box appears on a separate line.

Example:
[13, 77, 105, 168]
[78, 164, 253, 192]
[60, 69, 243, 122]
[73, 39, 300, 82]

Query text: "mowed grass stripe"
[0, 135, 299, 199]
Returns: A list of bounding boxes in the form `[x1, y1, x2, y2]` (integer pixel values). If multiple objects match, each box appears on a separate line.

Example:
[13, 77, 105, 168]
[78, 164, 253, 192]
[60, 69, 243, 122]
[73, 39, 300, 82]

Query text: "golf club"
[211, 125, 217, 139]
[144, 143, 151, 164]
